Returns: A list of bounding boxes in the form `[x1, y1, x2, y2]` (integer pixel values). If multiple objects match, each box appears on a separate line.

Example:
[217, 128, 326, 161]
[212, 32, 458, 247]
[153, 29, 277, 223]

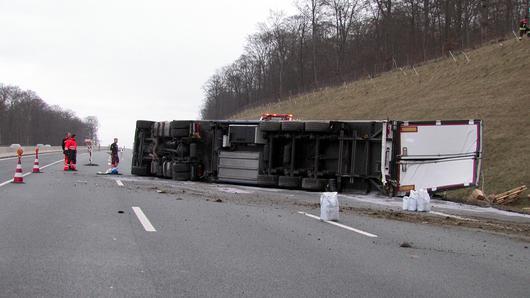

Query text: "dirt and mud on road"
[119, 177, 530, 241]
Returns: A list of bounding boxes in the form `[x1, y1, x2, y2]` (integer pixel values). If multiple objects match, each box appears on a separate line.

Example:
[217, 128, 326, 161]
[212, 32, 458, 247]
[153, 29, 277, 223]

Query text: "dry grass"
[234, 39, 530, 203]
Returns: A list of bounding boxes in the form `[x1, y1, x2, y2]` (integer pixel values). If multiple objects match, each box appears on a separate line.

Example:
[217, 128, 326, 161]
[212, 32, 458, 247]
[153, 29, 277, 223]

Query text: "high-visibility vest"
[65, 139, 77, 150]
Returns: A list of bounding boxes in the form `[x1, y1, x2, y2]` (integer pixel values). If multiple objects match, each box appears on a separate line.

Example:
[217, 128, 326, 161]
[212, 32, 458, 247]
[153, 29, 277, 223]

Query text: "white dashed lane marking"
[298, 211, 378, 238]
[132, 207, 157, 232]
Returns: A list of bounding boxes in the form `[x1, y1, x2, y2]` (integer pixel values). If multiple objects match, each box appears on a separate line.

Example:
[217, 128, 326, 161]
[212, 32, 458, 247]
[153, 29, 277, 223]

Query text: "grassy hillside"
[234, 39, 530, 200]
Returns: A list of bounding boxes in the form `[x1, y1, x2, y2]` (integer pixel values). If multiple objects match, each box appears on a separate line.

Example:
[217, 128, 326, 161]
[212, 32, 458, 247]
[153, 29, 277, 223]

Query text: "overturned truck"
[132, 119, 483, 195]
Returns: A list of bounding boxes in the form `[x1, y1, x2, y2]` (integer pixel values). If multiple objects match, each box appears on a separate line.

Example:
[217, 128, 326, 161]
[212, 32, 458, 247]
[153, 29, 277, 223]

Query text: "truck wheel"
[301, 178, 327, 191]
[170, 128, 189, 137]
[131, 166, 149, 176]
[189, 143, 197, 158]
[136, 120, 154, 129]
[172, 162, 191, 181]
[173, 163, 190, 173]
[281, 121, 304, 132]
[170, 121, 190, 129]
[305, 121, 330, 132]
[278, 176, 301, 188]
[257, 175, 278, 187]
[259, 121, 281, 132]
[173, 172, 190, 181]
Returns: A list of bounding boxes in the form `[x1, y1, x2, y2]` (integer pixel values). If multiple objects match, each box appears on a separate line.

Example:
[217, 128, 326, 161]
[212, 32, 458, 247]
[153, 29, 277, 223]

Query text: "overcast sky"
[0, 0, 296, 147]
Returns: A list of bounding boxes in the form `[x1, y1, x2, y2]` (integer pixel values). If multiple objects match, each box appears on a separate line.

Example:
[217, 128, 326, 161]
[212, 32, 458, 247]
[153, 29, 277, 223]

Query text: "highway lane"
[0, 150, 94, 185]
[0, 152, 65, 185]
[0, 151, 529, 297]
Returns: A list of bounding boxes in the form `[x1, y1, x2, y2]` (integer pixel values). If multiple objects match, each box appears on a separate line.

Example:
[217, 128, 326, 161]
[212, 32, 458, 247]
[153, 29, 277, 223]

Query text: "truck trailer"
[131, 119, 483, 195]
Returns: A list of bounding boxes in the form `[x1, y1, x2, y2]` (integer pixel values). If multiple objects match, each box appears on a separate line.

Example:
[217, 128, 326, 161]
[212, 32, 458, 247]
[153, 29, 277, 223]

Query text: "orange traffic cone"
[32, 147, 41, 173]
[13, 156, 24, 183]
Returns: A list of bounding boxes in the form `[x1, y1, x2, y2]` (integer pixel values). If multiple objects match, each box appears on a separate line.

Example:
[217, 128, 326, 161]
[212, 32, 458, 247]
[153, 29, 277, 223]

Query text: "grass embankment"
[234, 39, 530, 207]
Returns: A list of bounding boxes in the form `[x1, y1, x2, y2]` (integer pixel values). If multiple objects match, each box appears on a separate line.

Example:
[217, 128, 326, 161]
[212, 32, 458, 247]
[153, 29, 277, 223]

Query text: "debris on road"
[117, 211, 124, 214]
[97, 171, 122, 176]
[471, 189, 486, 201]
[400, 242, 413, 248]
[156, 189, 166, 193]
[402, 189, 431, 212]
[320, 192, 339, 221]
[492, 185, 527, 205]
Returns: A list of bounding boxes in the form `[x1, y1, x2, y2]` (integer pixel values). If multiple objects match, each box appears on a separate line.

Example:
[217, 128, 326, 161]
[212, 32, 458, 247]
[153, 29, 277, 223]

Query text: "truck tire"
[259, 122, 281, 132]
[136, 120, 154, 129]
[172, 172, 190, 181]
[170, 121, 190, 129]
[173, 162, 190, 173]
[278, 176, 301, 188]
[257, 175, 278, 187]
[281, 121, 304, 132]
[131, 166, 149, 176]
[172, 162, 191, 181]
[305, 121, 330, 132]
[189, 143, 197, 158]
[170, 128, 189, 137]
[301, 178, 327, 191]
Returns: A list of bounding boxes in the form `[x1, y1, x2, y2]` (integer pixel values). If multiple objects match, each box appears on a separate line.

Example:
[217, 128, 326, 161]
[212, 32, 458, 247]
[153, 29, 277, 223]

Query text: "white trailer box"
[397, 120, 482, 192]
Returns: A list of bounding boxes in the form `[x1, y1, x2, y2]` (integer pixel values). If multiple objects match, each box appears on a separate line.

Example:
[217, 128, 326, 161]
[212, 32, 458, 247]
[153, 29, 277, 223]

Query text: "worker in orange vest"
[64, 134, 78, 171]
[62, 132, 71, 171]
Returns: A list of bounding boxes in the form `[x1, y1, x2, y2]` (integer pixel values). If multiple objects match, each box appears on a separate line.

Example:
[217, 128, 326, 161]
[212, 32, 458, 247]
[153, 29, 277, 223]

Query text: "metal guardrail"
[0, 146, 88, 159]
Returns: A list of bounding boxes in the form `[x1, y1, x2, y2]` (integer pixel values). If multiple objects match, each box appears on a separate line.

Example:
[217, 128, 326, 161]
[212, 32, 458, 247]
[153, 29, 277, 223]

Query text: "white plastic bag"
[320, 192, 339, 221]
[408, 190, 417, 211]
[402, 196, 409, 211]
[420, 189, 431, 212]
[416, 189, 425, 212]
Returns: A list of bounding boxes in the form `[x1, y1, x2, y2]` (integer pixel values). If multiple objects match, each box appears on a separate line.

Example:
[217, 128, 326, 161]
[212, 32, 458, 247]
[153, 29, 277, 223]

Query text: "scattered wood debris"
[471, 189, 486, 201]
[492, 185, 527, 205]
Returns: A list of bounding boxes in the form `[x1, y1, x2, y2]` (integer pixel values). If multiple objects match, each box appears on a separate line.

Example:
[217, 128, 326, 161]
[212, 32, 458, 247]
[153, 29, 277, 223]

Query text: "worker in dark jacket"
[62, 132, 71, 171]
[519, 18, 529, 39]
[110, 138, 119, 168]
[65, 134, 78, 171]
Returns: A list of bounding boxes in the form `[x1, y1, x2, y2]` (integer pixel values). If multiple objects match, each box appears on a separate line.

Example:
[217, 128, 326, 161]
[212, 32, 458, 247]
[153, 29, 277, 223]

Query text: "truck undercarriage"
[132, 119, 483, 195]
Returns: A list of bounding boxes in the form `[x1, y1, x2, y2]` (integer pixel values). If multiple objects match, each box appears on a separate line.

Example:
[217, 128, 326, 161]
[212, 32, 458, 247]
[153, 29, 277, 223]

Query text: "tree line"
[201, 0, 529, 119]
[0, 84, 98, 146]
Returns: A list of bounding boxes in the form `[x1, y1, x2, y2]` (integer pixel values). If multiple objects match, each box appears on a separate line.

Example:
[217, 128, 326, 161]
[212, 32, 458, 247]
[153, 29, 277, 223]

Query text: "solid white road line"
[132, 207, 157, 232]
[116, 180, 124, 187]
[298, 211, 378, 238]
[429, 211, 477, 221]
[0, 158, 63, 188]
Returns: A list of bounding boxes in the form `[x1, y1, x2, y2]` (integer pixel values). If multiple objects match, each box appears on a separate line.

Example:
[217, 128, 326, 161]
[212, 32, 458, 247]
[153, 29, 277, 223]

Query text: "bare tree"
[201, 0, 523, 120]
[0, 84, 94, 145]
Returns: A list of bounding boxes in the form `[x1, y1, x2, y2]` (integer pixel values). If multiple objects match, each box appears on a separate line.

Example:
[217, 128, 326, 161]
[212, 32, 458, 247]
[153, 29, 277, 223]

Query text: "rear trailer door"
[397, 120, 482, 192]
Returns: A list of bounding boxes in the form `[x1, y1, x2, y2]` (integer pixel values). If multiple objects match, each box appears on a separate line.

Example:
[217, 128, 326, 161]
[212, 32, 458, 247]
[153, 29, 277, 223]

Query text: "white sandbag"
[320, 192, 339, 221]
[402, 196, 409, 211]
[416, 189, 426, 212]
[421, 189, 431, 212]
[408, 190, 417, 211]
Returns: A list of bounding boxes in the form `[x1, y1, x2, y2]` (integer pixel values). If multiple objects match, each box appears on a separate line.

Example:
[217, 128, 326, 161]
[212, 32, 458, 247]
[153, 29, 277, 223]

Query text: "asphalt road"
[0, 150, 528, 297]
[0, 152, 65, 184]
